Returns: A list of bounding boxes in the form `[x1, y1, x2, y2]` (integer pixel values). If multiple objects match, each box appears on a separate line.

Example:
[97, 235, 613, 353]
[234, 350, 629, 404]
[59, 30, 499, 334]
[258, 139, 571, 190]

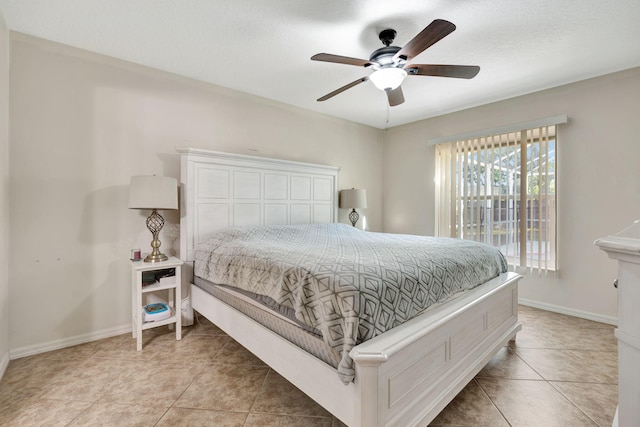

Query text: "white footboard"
[350, 272, 520, 426]
[191, 272, 521, 427]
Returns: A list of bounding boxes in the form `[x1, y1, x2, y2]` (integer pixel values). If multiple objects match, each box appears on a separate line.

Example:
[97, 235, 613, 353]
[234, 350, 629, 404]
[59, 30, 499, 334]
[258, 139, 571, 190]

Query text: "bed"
[178, 148, 521, 426]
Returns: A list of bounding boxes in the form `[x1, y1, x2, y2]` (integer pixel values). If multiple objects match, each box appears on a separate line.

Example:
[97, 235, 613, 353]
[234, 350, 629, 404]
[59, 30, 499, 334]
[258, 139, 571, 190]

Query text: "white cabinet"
[130, 256, 183, 350]
[595, 221, 640, 427]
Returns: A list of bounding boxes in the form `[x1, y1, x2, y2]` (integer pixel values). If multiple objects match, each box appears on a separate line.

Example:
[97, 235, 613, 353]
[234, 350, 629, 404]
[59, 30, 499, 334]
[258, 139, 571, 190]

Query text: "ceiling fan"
[311, 19, 480, 107]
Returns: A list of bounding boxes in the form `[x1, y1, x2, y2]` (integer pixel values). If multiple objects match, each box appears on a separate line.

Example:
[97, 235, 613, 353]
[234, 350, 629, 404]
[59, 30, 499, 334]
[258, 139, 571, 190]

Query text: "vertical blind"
[435, 125, 557, 273]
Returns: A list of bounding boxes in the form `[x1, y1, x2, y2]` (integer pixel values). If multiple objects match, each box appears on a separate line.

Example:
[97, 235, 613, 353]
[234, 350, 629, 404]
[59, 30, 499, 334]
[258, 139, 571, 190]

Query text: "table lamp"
[340, 188, 367, 227]
[128, 175, 178, 262]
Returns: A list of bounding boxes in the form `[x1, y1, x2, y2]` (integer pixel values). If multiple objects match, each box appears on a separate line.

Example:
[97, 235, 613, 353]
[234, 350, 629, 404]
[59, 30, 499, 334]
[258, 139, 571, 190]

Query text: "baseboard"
[0, 351, 8, 380]
[518, 298, 618, 326]
[9, 324, 131, 360]
[5, 301, 615, 360]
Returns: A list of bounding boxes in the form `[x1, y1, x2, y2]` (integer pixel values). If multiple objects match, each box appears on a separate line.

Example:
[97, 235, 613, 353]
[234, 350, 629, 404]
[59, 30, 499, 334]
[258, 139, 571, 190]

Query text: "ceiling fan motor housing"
[370, 28, 405, 68]
[369, 46, 403, 67]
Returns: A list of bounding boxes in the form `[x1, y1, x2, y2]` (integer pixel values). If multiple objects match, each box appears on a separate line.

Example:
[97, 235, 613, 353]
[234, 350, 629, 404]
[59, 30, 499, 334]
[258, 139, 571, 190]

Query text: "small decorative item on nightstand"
[130, 248, 142, 261]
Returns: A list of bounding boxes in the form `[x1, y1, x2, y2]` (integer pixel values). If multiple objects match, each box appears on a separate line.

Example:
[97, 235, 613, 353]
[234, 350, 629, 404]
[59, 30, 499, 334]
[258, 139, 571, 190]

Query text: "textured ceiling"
[1, 0, 639, 129]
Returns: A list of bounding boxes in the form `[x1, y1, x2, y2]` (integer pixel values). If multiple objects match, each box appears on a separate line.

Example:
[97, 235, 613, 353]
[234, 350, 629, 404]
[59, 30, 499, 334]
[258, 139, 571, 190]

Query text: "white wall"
[8, 33, 383, 354]
[383, 67, 640, 322]
[0, 8, 9, 376]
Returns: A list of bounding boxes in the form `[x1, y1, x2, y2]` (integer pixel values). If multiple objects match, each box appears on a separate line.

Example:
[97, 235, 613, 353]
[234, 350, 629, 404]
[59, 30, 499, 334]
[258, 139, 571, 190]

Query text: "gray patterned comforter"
[194, 223, 508, 383]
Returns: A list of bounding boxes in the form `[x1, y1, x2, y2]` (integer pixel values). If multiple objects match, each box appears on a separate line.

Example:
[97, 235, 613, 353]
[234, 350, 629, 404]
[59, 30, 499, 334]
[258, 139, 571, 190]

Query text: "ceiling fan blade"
[393, 19, 456, 62]
[407, 64, 480, 79]
[317, 77, 369, 102]
[311, 53, 372, 67]
[387, 86, 405, 106]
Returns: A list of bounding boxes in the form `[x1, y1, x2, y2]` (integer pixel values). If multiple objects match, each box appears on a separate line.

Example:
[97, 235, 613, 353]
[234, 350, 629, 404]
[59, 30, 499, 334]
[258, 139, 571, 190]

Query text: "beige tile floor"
[0, 305, 617, 426]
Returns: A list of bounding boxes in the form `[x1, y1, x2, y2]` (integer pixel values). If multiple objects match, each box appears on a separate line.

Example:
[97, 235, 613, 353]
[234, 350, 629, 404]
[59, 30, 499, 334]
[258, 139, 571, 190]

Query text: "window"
[435, 124, 557, 272]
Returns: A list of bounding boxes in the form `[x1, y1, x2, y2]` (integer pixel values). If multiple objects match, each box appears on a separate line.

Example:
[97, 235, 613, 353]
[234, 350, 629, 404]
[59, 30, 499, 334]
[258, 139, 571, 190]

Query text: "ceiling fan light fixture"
[370, 67, 407, 91]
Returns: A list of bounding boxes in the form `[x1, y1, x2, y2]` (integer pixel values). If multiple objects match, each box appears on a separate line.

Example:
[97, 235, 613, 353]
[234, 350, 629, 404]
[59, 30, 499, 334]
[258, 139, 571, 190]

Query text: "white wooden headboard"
[177, 148, 340, 261]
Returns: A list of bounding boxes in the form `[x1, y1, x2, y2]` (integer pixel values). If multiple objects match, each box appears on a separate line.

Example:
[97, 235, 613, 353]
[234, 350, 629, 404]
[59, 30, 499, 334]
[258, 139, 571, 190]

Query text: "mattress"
[194, 276, 342, 370]
[195, 223, 508, 383]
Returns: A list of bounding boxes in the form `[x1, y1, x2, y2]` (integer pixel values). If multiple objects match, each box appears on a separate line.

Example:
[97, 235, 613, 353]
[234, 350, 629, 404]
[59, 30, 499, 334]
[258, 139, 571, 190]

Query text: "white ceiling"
[1, 0, 639, 129]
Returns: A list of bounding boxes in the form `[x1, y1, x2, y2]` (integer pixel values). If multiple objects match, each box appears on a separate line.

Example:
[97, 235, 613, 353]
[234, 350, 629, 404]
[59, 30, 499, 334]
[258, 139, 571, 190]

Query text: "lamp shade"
[128, 176, 178, 210]
[340, 188, 367, 209]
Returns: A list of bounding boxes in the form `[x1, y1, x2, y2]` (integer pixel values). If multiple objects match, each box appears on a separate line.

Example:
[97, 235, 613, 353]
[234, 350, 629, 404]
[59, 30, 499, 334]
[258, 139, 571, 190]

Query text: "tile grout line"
[151, 357, 212, 426]
[243, 367, 273, 426]
[473, 377, 513, 427]
[547, 381, 605, 427]
[473, 318, 616, 426]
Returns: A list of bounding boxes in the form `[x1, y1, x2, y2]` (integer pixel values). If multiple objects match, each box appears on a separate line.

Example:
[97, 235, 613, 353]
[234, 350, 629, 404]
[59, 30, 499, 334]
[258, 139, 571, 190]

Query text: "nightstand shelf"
[141, 282, 178, 293]
[131, 256, 183, 351]
[140, 314, 178, 330]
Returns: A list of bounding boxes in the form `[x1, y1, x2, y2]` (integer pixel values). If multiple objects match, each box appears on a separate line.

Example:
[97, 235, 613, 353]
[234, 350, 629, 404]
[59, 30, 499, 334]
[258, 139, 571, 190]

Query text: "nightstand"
[130, 256, 183, 350]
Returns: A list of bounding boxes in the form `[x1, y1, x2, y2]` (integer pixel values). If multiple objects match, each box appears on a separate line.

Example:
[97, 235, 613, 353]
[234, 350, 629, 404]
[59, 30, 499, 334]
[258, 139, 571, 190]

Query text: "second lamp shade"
[340, 188, 367, 209]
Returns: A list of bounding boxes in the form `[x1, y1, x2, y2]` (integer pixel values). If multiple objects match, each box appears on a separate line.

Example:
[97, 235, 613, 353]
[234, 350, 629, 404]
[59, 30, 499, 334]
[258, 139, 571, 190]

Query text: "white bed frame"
[178, 148, 522, 426]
